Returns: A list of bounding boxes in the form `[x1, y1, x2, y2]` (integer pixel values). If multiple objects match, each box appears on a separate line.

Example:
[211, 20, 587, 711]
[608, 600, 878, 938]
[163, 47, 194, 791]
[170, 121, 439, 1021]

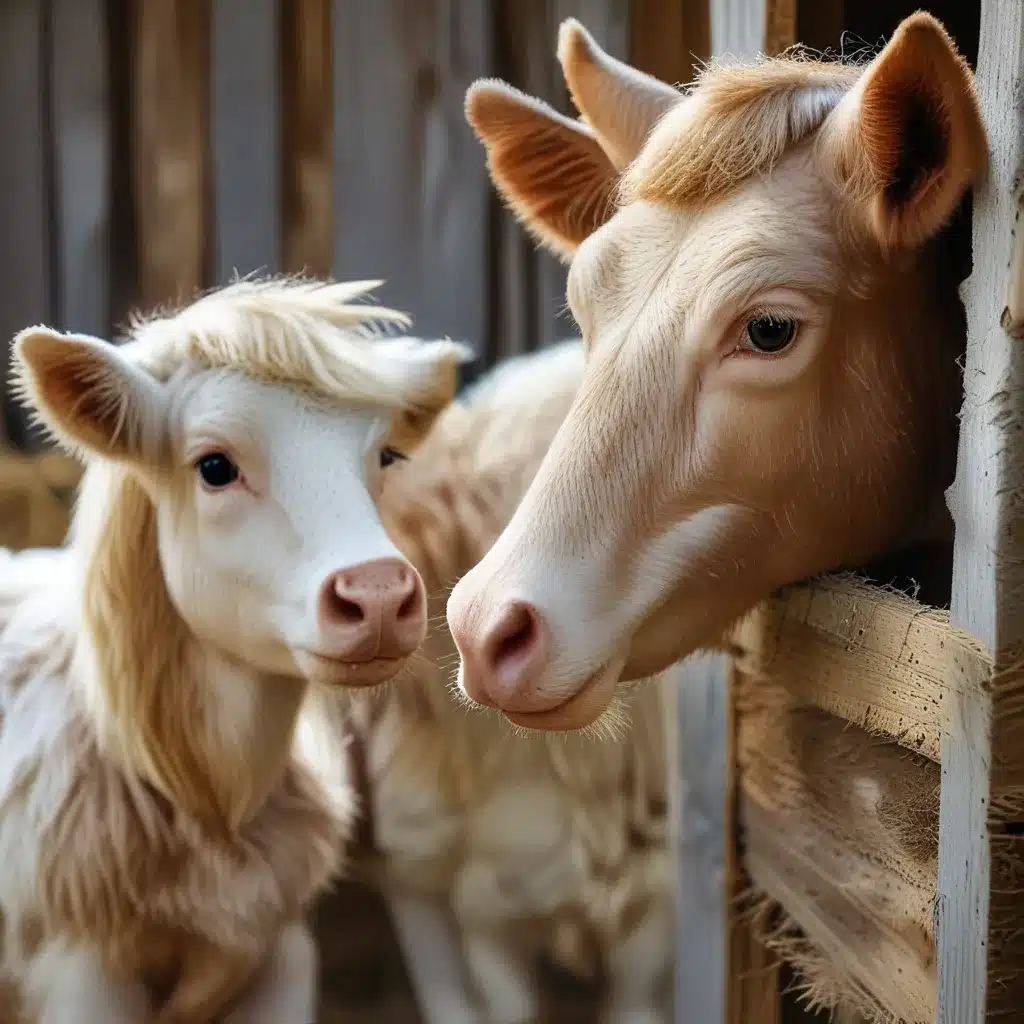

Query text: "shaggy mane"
[126, 276, 466, 416]
[621, 55, 863, 210]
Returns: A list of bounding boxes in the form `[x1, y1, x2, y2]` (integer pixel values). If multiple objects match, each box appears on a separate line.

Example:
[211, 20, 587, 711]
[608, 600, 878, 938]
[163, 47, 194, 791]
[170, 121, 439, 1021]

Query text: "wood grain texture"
[727, 659, 780, 1024]
[763, 0, 796, 56]
[631, 0, 710, 86]
[760, 577, 987, 764]
[743, 785, 935, 1024]
[51, 0, 110, 339]
[211, 0, 279, 282]
[133, 0, 210, 310]
[282, 0, 333, 278]
[332, 0, 491, 347]
[734, 612, 941, 1023]
[940, 0, 1024, 1019]
[0, 0, 51, 448]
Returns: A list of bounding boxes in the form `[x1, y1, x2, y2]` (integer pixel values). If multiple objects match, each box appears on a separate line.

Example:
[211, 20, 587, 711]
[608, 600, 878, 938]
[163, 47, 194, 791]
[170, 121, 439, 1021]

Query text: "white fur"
[0, 279, 467, 1021]
[355, 343, 675, 1022]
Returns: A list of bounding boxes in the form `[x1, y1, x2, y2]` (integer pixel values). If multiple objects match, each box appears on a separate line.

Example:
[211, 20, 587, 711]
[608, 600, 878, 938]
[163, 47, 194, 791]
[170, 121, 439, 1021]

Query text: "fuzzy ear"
[12, 328, 166, 462]
[819, 11, 987, 249]
[375, 336, 474, 445]
[466, 80, 620, 260]
[557, 18, 682, 171]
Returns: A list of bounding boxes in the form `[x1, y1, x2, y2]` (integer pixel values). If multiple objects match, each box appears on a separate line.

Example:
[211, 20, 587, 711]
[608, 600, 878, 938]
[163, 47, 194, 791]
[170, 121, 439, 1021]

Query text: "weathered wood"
[761, 577, 987, 764]
[764, 0, 796, 56]
[726, 662, 780, 1024]
[743, 788, 935, 1024]
[282, 0, 333, 278]
[673, 653, 729, 1024]
[0, 0, 51, 447]
[133, 0, 210, 310]
[710, 0, 767, 59]
[51, 0, 110, 339]
[735, 628, 940, 1024]
[939, 0, 1024, 1019]
[211, 0, 279, 282]
[631, 0, 710, 87]
[332, 0, 491, 348]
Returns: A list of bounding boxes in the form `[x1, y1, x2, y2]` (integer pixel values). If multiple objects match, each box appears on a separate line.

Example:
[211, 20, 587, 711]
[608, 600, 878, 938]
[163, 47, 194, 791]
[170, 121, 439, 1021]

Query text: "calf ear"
[557, 18, 682, 171]
[374, 336, 473, 447]
[12, 328, 166, 463]
[820, 11, 987, 248]
[466, 81, 620, 261]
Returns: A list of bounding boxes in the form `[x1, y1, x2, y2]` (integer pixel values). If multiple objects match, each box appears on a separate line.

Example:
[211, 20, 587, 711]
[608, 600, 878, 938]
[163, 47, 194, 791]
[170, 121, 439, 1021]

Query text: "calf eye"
[196, 452, 240, 489]
[746, 316, 797, 353]
[380, 446, 408, 469]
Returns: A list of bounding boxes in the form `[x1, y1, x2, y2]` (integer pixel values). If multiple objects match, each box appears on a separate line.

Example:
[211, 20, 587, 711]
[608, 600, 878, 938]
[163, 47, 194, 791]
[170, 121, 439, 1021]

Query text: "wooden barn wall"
[0, 0, 711, 446]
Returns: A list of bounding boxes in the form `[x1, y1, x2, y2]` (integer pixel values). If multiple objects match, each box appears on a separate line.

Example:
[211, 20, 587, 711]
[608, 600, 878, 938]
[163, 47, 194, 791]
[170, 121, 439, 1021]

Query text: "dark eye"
[196, 452, 239, 489]
[745, 316, 797, 353]
[380, 446, 407, 469]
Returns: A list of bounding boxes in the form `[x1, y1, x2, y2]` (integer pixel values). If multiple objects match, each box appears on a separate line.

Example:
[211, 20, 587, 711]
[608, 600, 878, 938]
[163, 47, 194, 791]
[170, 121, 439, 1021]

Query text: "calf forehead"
[176, 372, 391, 456]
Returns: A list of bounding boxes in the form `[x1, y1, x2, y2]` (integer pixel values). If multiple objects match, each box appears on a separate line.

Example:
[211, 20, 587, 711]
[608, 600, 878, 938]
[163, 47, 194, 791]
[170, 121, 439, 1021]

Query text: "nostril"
[332, 593, 365, 624]
[485, 601, 544, 678]
[493, 610, 535, 666]
[396, 587, 420, 623]
[319, 574, 366, 626]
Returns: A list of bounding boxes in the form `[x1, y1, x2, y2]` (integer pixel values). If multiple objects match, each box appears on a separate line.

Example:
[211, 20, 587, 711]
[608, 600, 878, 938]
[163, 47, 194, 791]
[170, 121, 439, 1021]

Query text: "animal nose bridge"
[337, 561, 408, 604]
[316, 557, 426, 661]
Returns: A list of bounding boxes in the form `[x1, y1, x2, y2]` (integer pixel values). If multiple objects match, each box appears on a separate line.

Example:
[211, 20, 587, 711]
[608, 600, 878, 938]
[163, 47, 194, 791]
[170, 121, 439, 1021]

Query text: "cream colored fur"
[0, 278, 468, 1022]
[450, 13, 988, 728]
[353, 342, 675, 1023]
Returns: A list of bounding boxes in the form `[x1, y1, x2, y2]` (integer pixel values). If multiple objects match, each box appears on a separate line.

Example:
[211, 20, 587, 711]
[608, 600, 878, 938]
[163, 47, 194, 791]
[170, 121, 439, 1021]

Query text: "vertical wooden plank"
[332, 0, 492, 349]
[764, 0, 796, 56]
[710, 0, 767, 58]
[672, 653, 729, 1024]
[490, 0, 566, 364]
[133, 0, 210, 310]
[939, 0, 1024, 1019]
[51, 0, 110, 339]
[631, 0, 710, 87]
[211, 0, 280, 282]
[281, 0, 333, 278]
[0, 0, 51, 447]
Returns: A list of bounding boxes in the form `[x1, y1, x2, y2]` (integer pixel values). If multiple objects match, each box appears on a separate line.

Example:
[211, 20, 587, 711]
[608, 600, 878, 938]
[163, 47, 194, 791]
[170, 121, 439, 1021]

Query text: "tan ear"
[466, 80, 620, 261]
[12, 328, 166, 462]
[557, 18, 682, 171]
[819, 11, 987, 248]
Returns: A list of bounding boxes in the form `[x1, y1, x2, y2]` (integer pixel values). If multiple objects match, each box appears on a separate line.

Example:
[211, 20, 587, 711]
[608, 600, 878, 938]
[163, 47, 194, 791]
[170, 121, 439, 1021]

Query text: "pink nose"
[453, 599, 556, 712]
[317, 558, 426, 661]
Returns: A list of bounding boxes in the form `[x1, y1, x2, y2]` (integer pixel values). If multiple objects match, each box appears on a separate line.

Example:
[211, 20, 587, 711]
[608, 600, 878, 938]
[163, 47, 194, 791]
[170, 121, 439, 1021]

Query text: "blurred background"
[0, 1, 980, 1021]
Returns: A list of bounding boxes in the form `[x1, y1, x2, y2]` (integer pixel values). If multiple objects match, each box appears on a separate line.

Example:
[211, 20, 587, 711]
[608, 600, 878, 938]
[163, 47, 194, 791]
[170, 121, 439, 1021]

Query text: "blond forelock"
[621, 55, 863, 210]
